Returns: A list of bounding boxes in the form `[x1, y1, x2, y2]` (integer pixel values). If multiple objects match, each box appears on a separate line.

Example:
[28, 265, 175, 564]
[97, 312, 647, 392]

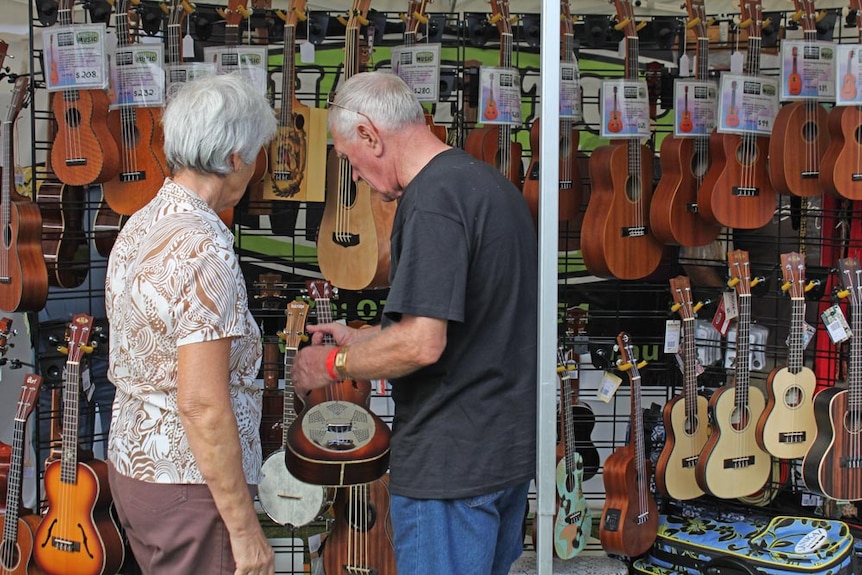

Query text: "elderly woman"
[105, 73, 277, 575]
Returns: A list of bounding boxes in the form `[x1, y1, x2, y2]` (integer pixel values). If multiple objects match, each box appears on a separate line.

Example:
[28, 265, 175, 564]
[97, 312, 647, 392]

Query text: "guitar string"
[627, 25, 643, 235]
[334, 17, 361, 245]
[852, 270, 861, 490]
[116, 4, 139, 180]
[0, 399, 27, 572]
[57, 3, 84, 176]
[498, 31, 512, 183]
[627, 343, 649, 523]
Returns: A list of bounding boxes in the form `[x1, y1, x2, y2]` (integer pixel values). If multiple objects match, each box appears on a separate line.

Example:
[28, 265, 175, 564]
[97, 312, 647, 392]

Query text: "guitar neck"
[745, 31, 762, 77]
[61, 358, 82, 481]
[629, 364, 650, 520]
[497, 31, 514, 178]
[681, 316, 699, 419]
[279, 24, 297, 125]
[282, 348, 298, 446]
[734, 293, 752, 410]
[2, 416, 27, 533]
[787, 295, 805, 374]
[850, 299, 862, 413]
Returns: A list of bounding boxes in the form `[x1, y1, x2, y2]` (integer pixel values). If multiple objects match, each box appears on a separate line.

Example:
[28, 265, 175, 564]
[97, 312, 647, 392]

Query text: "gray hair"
[162, 73, 277, 175]
[328, 71, 425, 141]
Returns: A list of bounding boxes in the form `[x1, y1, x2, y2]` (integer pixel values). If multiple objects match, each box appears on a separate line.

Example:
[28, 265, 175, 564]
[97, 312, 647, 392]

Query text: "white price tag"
[596, 370, 623, 403]
[664, 320, 681, 354]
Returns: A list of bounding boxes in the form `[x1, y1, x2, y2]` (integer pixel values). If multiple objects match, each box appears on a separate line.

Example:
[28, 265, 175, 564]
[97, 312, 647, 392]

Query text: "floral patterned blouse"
[105, 178, 262, 484]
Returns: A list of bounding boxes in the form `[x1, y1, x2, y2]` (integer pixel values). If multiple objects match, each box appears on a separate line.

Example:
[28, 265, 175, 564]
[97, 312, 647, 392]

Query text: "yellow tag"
[596, 371, 622, 403]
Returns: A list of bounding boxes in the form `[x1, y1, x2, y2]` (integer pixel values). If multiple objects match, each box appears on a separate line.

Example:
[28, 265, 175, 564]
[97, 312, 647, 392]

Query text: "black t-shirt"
[382, 148, 538, 499]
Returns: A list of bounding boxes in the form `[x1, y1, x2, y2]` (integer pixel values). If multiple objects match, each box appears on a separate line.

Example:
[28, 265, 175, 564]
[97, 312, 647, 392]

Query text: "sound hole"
[684, 414, 699, 436]
[0, 539, 21, 570]
[782, 385, 803, 409]
[294, 113, 306, 131]
[802, 121, 818, 143]
[690, 151, 709, 178]
[735, 141, 759, 166]
[64, 107, 81, 128]
[855, 125, 862, 146]
[844, 409, 862, 434]
[625, 175, 642, 202]
[121, 120, 142, 147]
[730, 406, 750, 432]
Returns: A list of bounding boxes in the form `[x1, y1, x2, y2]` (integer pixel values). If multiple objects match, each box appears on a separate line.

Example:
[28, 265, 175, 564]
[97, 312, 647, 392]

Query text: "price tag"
[108, 44, 165, 109]
[821, 304, 851, 343]
[664, 320, 681, 354]
[43, 23, 110, 91]
[165, 63, 218, 100]
[673, 80, 717, 137]
[560, 60, 582, 121]
[596, 370, 623, 403]
[716, 73, 779, 136]
[779, 40, 836, 101]
[712, 292, 736, 337]
[391, 44, 441, 103]
[203, 46, 269, 97]
[300, 40, 315, 64]
[477, 66, 522, 126]
[678, 54, 690, 78]
[599, 79, 650, 139]
[835, 44, 862, 107]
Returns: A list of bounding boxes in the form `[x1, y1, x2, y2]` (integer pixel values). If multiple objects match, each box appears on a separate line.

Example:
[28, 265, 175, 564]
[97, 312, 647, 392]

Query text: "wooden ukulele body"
[769, 101, 831, 197]
[820, 105, 862, 200]
[655, 392, 709, 501]
[0, 200, 49, 313]
[50, 90, 120, 186]
[756, 365, 817, 460]
[36, 179, 88, 289]
[464, 126, 523, 190]
[0, 513, 45, 575]
[599, 444, 658, 558]
[522, 117, 581, 225]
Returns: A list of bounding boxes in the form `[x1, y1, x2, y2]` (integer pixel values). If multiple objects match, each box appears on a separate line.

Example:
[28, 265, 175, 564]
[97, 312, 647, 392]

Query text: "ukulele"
[820, 0, 862, 200]
[695, 250, 771, 499]
[599, 332, 658, 558]
[34, 314, 125, 575]
[403, 0, 447, 143]
[552, 347, 591, 560]
[0, 76, 48, 313]
[483, 73, 499, 121]
[49, 0, 120, 186]
[317, 0, 397, 292]
[769, 0, 831, 198]
[268, 0, 310, 199]
[841, 49, 857, 101]
[0, 374, 45, 575]
[581, 0, 662, 280]
[655, 275, 710, 501]
[802, 257, 862, 501]
[102, 0, 169, 216]
[679, 87, 693, 133]
[649, 0, 722, 248]
[606, 85, 623, 133]
[755, 252, 817, 459]
[322, 475, 396, 575]
[259, 300, 336, 527]
[725, 81, 740, 128]
[521, 0, 582, 226]
[697, 0, 776, 229]
[562, 308, 599, 481]
[285, 280, 391, 487]
[787, 46, 802, 96]
[0, 316, 12, 357]
[463, 0, 524, 190]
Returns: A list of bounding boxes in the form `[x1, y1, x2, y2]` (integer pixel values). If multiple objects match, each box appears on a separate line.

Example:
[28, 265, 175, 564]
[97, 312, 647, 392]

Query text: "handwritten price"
[75, 70, 99, 80]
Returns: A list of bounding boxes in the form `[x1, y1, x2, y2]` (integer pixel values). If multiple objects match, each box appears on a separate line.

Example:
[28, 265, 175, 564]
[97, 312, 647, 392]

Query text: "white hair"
[328, 71, 425, 141]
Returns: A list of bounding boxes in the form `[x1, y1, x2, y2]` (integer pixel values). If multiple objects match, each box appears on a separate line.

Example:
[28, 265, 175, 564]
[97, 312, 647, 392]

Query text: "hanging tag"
[678, 54, 690, 78]
[618, 37, 626, 59]
[730, 51, 744, 75]
[664, 320, 681, 354]
[300, 40, 315, 63]
[82, 365, 94, 401]
[712, 292, 736, 337]
[183, 34, 194, 58]
[596, 370, 623, 403]
[821, 305, 851, 343]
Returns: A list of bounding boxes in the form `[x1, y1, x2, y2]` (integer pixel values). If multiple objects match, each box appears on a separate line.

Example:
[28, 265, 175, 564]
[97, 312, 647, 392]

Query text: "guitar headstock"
[791, 0, 817, 34]
[404, 0, 430, 37]
[615, 331, 642, 381]
[283, 301, 309, 351]
[684, 0, 708, 40]
[16, 374, 43, 422]
[4, 76, 28, 125]
[669, 275, 695, 321]
[489, 0, 513, 38]
[168, 0, 195, 31]
[62, 314, 96, 365]
[612, 0, 637, 38]
[281, 0, 307, 28]
[561, 0, 574, 37]
[739, 0, 764, 40]
[838, 258, 862, 307]
[219, 0, 251, 29]
[781, 252, 806, 299]
[728, 249, 753, 297]
[306, 280, 333, 301]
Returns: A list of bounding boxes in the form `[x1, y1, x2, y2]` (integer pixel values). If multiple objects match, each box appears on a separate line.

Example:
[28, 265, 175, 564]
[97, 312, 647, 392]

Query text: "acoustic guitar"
[755, 252, 817, 459]
[606, 86, 623, 134]
[49, 0, 120, 186]
[0, 374, 45, 575]
[285, 280, 391, 487]
[463, 0, 524, 190]
[0, 76, 48, 313]
[769, 0, 831, 198]
[787, 46, 802, 96]
[841, 49, 857, 101]
[581, 0, 662, 280]
[697, 0, 776, 229]
[649, 0, 722, 248]
[695, 250, 771, 499]
[521, 0, 581, 226]
[802, 257, 862, 501]
[655, 275, 710, 501]
[34, 314, 125, 575]
[102, 0, 169, 216]
[820, 0, 862, 200]
[259, 300, 335, 528]
[599, 332, 658, 558]
[317, 0, 397, 292]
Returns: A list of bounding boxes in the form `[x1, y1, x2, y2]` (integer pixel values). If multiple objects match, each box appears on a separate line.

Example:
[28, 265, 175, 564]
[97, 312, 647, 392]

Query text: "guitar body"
[103, 106, 168, 216]
[269, 102, 310, 198]
[553, 454, 590, 560]
[655, 392, 709, 501]
[258, 448, 334, 528]
[317, 149, 396, 291]
[425, 112, 447, 143]
[768, 101, 831, 197]
[802, 386, 862, 501]
[756, 365, 817, 460]
[322, 475, 396, 575]
[0, 200, 49, 313]
[599, 444, 659, 558]
[50, 90, 120, 186]
[34, 459, 124, 575]
[695, 384, 771, 499]
[568, 403, 599, 482]
[0, 513, 44, 575]
[820, 105, 862, 200]
[92, 199, 126, 258]
[464, 126, 524, 190]
[522, 118, 581, 225]
[650, 135, 721, 247]
[582, 142, 662, 280]
[36, 179, 89, 289]
[697, 130, 776, 229]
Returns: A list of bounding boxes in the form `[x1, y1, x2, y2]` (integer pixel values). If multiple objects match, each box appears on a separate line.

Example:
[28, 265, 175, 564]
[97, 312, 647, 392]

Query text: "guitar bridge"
[51, 537, 81, 553]
[852, 174, 862, 182]
[120, 171, 146, 183]
[341, 565, 376, 575]
[839, 456, 862, 469]
[332, 233, 360, 247]
[723, 455, 755, 469]
[778, 431, 806, 443]
[686, 203, 699, 214]
[732, 186, 759, 197]
[602, 508, 621, 532]
[621, 226, 646, 238]
[65, 158, 87, 166]
[273, 170, 293, 181]
[801, 171, 818, 179]
[681, 455, 698, 468]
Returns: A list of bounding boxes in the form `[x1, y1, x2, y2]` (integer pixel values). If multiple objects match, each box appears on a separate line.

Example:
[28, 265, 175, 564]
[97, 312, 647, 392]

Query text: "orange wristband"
[325, 347, 340, 380]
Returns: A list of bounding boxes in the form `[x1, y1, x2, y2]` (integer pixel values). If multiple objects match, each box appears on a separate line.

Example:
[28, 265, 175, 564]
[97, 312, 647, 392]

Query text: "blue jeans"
[390, 481, 530, 575]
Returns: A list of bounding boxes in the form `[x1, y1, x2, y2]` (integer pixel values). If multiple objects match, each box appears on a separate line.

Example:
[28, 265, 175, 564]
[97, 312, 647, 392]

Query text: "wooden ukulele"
[755, 252, 817, 459]
[581, 0, 662, 280]
[695, 250, 771, 499]
[820, 0, 862, 200]
[0, 316, 13, 357]
[697, 0, 776, 229]
[649, 0, 722, 248]
[483, 73, 499, 121]
[0, 76, 48, 313]
[317, 0, 397, 291]
[787, 46, 802, 96]
[841, 49, 857, 101]
[561, 308, 600, 481]
[599, 332, 658, 558]
[34, 314, 125, 575]
[606, 85, 623, 133]
[322, 475, 396, 575]
[463, 0, 524, 190]
[552, 347, 591, 560]
[0, 374, 45, 575]
[802, 257, 862, 501]
[49, 0, 120, 186]
[102, 0, 169, 216]
[285, 280, 391, 487]
[259, 300, 336, 527]
[403, 0, 447, 143]
[725, 81, 740, 128]
[655, 275, 710, 501]
[769, 0, 831, 198]
[679, 86, 693, 133]
[522, 0, 581, 226]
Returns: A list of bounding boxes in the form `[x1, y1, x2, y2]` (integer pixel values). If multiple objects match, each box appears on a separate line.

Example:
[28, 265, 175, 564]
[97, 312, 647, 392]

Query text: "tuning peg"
[617, 359, 632, 371]
[637, 360, 648, 369]
[837, 288, 851, 299]
[781, 281, 792, 292]
[686, 16, 701, 29]
[614, 17, 630, 31]
[671, 302, 682, 312]
[727, 277, 740, 287]
[693, 300, 706, 313]
[80, 343, 96, 355]
[791, 9, 803, 22]
[751, 276, 764, 287]
[804, 279, 820, 292]
[57, 345, 68, 355]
